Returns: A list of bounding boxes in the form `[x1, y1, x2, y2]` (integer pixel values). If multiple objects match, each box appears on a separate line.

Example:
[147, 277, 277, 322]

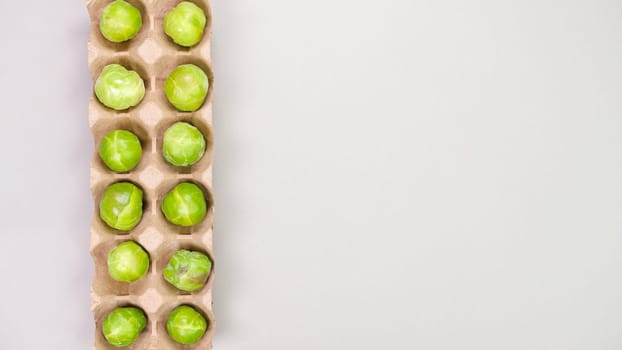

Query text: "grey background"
[0, 0, 621, 349]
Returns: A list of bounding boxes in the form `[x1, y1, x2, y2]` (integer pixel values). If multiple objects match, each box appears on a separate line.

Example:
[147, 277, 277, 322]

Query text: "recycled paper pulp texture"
[87, 0, 215, 348]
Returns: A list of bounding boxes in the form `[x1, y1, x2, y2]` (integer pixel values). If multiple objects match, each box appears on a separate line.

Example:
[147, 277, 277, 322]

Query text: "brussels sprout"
[95, 64, 145, 111]
[108, 241, 150, 282]
[99, 130, 142, 172]
[161, 182, 207, 227]
[99, 0, 142, 43]
[166, 305, 207, 345]
[163, 249, 212, 292]
[100, 182, 143, 231]
[102, 306, 147, 347]
[162, 122, 206, 167]
[164, 1, 207, 47]
[164, 64, 209, 112]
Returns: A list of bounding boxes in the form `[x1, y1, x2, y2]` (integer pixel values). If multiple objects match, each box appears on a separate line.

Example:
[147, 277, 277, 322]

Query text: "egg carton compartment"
[90, 115, 154, 174]
[154, 300, 215, 350]
[92, 298, 154, 350]
[91, 238, 155, 296]
[153, 178, 215, 235]
[153, 113, 214, 174]
[89, 54, 153, 92]
[152, 0, 213, 53]
[88, 0, 214, 348]
[152, 54, 214, 115]
[90, 177, 154, 234]
[152, 237, 215, 296]
[87, 0, 152, 54]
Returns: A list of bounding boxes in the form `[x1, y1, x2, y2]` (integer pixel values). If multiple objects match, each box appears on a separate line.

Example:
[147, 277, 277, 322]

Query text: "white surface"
[0, 0, 621, 349]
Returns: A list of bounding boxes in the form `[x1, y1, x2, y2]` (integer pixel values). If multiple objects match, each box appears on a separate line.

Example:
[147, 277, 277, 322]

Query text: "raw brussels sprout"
[164, 64, 209, 112]
[102, 306, 147, 347]
[166, 305, 207, 345]
[99, 0, 142, 43]
[161, 182, 207, 227]
[95, 64, 145, 111]
[163, 249, 212, 292]
[108, 241, 150, 282]
[99, 130, 142, 172]
[164, 1, 207, 47]
[162, 122, 206, 167]
[100, 182, 143, 231]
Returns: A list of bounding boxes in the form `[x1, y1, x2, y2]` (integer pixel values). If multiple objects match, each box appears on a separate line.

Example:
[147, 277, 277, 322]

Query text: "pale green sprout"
[102, 306, 147, 347]
[162, 122, 206, 167]
[108, 241, 150, 282]
[99, 0, 143, 43]
[100, 182, 144, 231]
[161, 182, 207, 227]
[163, 249, 212, 292]
[164, 64, 209, 112]
[166, 305, 207, 345]
[99, 130, 142, 172]
[95, 64, 145, 111]
[164, 1, 207, 47]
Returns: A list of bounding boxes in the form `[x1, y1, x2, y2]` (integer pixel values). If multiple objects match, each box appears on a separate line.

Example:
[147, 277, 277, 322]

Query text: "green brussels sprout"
[162, 122, 206, 167]
[164, 1, 207, 47]
[108, 241, 150, 282]
[102, 306, 147, 347]
[95, 64, 145, 111]
[161, 182, 208, 227]
[99, 130, 142, 172]
[99, 0, 143, 43]
[164, 64, 209, 112]
[100, 182, 144, 231]
[166, 305, 207, 345]
[163, 250, 212, 292]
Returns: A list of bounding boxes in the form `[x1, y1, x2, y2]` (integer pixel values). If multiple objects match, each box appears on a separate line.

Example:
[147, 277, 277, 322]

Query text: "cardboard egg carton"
[86, 0, 215, 348]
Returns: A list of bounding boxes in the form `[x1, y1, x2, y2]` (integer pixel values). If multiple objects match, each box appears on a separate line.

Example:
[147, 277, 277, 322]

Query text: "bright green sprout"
[163, 249, 212, 292]
[108, 241, 150, 282]
[100, 182, 143, 231]
[95, 64, 145, 111]
[164, 1, 207, 47]
[99, 130, 142, 172]
[161, 182, 207, 227]
[164, 64, 209, 112]
[162, 122, 206, 167]
[166, 305, 208, 345]
[99, 0, 143, 43]
[102, 306, 147, 347]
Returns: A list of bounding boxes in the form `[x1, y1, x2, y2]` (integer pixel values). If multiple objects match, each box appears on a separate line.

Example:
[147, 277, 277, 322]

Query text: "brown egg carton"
[86, 0, 215, 348]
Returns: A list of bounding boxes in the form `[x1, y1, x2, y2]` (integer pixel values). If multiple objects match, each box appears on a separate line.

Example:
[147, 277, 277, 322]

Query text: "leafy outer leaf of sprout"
[100, 182, 144, 231]
[99, 0, 143, 43]
[163, 249, 212, 292]
[99, 130, 143, 172]
[95, 64, 145, 111]
[102, 307, 147, 347]
[162, 122, 206, 167]
[164, 64, 209, 112]
[107, 241, 150, 282]
[166, 305, 207, 345]
[161, 182, 207, 227]
[164, 1, 206, 47]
